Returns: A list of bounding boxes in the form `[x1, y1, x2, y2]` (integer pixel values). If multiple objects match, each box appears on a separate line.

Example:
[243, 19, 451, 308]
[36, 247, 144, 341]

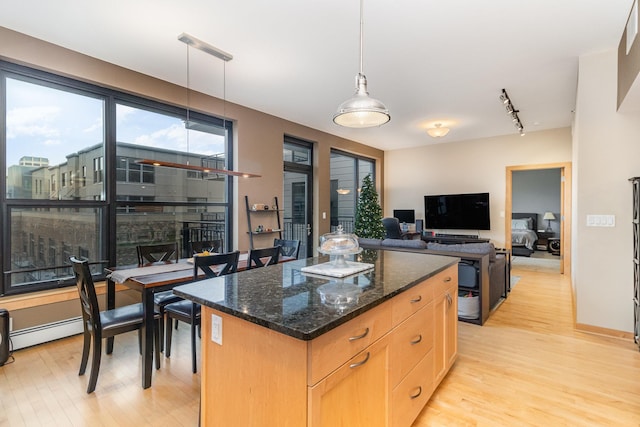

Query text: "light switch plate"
[586, 214, 615, 227]
[211, 314, 222, 345]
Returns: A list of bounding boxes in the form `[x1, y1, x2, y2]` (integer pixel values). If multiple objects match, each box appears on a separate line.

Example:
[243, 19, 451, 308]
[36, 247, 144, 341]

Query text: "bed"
[511, 212, 538, 257]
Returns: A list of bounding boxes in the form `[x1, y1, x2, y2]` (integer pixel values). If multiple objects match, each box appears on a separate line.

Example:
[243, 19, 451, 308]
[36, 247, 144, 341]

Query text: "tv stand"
[422, 234, 490, 245]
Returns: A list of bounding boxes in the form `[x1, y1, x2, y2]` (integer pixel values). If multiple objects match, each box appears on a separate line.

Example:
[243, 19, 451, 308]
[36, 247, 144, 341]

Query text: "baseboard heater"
[11, 317, 83, 350]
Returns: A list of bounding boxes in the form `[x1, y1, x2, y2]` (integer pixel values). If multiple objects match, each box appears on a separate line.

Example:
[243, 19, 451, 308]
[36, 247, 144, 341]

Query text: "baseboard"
[10, 317, 83, 350]
[575, 323, 634, 340]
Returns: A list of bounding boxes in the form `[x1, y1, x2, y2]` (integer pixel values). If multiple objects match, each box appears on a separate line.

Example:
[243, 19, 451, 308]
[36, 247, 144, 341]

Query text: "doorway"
[283, 138, 314, 258]
[506, 162, 572, 276]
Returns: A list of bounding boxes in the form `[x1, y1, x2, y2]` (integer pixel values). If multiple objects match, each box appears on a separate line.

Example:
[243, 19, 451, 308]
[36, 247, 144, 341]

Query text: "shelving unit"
[630, 177, 640, 350]
[245, 195, 283, 250]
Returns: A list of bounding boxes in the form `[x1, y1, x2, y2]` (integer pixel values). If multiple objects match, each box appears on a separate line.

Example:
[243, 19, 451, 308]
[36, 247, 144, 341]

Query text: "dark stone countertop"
[172, 249, 458, 341]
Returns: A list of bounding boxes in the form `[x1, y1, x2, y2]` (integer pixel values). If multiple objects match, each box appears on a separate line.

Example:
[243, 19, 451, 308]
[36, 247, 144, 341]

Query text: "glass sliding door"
[330, 150, 376, 233]
[283, 138, 313, 258]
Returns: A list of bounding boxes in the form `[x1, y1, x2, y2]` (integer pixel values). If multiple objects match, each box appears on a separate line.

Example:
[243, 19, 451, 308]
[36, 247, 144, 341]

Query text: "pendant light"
[137, 33, 260, 178]
[333, 0, 390, 128]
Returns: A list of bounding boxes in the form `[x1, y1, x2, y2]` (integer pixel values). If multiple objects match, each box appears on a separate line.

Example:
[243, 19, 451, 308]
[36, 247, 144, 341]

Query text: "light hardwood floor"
[1, 265, 639, 426]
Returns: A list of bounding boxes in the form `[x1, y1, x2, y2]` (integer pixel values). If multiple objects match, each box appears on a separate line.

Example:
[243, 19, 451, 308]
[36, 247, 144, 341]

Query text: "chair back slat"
[193, 251, 240, 279]
[70, 256, 101, 331]
[247, 246, 281, 269]
[136, 243, 178, 265]
[273, 239, 301, 259]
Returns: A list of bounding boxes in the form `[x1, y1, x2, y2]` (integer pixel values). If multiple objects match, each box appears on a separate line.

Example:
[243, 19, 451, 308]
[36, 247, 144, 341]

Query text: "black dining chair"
[70, 256, 161, 394]
[136, 243, 180, 352]
[164, 251, 240, 373]
[137, 242, 179, 265]
[273, 238, 301, 259]
[190, 239, 223, 254]
[247, 246, 281, 269]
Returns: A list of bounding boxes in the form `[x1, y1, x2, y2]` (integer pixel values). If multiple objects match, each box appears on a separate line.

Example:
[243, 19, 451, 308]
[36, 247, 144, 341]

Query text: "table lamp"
[543, 212, 556, 232]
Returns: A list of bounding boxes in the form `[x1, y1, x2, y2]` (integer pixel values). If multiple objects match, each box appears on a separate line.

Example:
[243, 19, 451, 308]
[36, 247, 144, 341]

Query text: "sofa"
[358, 238, 509, 325]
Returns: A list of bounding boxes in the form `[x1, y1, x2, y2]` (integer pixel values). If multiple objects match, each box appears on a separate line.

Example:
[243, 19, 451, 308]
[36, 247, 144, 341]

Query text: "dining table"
[105, 252, 293, 389]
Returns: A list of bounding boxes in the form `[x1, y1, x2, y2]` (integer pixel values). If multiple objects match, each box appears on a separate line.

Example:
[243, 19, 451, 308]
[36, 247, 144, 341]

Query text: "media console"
[421, 234, 490, 245]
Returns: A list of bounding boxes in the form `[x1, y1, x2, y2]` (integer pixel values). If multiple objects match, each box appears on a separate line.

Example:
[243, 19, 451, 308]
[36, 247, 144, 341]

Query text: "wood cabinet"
[434, 271, 458, 385]
[199, 264, 458, 426]
[309, 335, 391, 427]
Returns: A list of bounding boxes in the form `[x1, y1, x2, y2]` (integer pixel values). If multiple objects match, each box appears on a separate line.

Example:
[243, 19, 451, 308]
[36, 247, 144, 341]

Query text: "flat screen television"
[392, 209, 415, 224]
[424, 192, 490, 230]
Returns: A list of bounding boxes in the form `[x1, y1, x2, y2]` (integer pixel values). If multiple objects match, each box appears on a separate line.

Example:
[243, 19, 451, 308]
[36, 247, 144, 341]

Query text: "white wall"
[384, 47, 640, 334]
[574, 48, 640, 332]
[384, 128, 572, 247]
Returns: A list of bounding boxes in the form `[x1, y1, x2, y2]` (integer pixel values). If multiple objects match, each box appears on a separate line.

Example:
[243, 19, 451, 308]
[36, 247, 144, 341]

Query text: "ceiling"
[0, 0, 634, 151]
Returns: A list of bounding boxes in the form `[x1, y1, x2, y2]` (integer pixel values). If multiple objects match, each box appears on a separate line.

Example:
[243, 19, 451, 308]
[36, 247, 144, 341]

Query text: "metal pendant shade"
[334, 0, 390, 128]
[334, 74, 390, 128]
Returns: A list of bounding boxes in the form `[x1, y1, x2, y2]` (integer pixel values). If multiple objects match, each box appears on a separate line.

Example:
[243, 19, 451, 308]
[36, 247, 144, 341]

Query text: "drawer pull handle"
[410, 295, 422, 303]
[349, 327, 370, 341]
[349, 352, 370, 369]
[444, 276, 452, 282]
[410, 334, 423, 345]
[410, 386, 423, 399]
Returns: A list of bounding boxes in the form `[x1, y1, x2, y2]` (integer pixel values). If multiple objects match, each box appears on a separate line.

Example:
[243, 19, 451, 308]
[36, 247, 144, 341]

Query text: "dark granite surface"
[173, 249, 458, 340]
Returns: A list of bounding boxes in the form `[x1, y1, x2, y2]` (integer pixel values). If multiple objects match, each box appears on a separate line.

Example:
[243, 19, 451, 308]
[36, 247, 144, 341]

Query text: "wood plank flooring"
[1, 264, 639, 426]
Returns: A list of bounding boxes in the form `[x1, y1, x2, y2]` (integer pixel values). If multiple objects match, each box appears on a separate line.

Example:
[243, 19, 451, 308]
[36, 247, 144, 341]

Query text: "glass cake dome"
[318, 225, 361, 268]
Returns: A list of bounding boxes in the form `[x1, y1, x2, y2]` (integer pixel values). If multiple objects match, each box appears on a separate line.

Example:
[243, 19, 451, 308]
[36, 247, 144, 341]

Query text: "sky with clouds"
[5, 77, 225, 169]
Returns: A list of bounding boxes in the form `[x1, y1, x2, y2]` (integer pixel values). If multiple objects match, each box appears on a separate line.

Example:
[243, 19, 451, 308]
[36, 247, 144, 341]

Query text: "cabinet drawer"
[391, 277, 434, 326]
[434, 265, 458, 296]
[308, 301, 392, 385]
[390, 350, 435, 427]
[390, 303, 434, 387]
[309, 335, 391, 427]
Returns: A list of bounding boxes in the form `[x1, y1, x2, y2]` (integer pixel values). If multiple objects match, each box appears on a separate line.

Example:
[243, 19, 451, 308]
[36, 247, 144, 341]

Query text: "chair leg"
[158, 308, 165, 353]
[154, 319, 161, 370]
[191, 321, 197, 374]
[79, 331, 91, 375]
[138, 329, 142, 355]
[165, 316, 173, 358]
[87, 333, 102, 394]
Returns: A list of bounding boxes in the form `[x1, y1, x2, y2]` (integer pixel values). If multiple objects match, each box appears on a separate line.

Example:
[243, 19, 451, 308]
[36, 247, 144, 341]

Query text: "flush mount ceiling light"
[500, 89, 525, 136]
[427, 123, 450, 138]
[336, 188, 351, 195]
[137, 33, 260, 178]
[333, 0, 390, 128]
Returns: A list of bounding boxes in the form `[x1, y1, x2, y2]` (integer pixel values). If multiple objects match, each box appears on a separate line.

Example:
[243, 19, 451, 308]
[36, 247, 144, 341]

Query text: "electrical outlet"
[211, 314, 222, 345]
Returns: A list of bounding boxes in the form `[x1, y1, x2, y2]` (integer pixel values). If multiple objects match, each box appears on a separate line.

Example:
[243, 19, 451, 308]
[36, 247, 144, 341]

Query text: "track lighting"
[500, 89, 525, 136]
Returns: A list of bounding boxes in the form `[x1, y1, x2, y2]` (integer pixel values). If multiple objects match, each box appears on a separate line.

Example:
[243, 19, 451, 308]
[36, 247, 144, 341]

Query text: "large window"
[5, 77, 105, 201]
[329, 150, 375, 233]
[1, 62, 233, 295]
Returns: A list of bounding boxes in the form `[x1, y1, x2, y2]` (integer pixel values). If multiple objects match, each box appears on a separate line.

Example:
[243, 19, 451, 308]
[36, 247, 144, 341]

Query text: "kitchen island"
[173, 249, 459, 427]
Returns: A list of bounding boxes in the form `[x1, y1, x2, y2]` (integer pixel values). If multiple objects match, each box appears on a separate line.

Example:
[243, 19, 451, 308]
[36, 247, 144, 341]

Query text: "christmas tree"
[354, 174, 385, 239]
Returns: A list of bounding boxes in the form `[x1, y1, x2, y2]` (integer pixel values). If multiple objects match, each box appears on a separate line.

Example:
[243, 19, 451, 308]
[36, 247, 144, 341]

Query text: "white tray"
[301, 261, 374, 278]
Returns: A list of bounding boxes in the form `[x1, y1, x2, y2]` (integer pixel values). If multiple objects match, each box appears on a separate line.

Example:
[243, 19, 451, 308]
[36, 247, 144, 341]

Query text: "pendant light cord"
[359, 0, 364, 75]
[186, 44, 191, 162]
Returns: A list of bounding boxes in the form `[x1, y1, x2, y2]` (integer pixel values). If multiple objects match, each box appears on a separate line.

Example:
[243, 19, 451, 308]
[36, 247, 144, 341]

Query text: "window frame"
[329, 148, 376, 233]
[0, 60, 234, 296]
